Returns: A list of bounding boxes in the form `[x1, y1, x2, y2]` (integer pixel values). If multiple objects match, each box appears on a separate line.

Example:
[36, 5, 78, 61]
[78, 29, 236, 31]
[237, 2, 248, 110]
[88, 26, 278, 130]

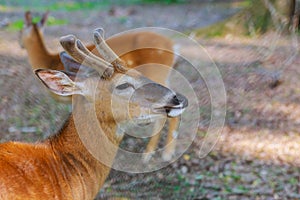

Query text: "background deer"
[20, 11, 181, 161]
[0, 29, 187, 199]
[19, 11, 64, 70]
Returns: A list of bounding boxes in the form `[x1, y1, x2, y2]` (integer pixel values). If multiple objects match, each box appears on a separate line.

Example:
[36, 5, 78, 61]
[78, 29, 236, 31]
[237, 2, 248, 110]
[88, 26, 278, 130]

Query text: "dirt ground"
[1, 2, 300, 199]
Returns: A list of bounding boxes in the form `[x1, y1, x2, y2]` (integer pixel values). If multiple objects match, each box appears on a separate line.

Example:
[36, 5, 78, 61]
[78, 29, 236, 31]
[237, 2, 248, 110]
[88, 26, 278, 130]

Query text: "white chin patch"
[168, 108, 185, 117]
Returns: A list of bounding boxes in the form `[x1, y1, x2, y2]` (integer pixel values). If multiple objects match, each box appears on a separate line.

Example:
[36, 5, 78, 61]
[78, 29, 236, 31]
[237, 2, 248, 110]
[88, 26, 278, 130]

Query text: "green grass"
[0, 0, 187, 12]
[7, 19, 24, 31]
[237, 0, 252, 8]
[0, 1, 106, 11]
[47, 1, 109, 11]
[7, 16, 68, 31]
[47, 16, 68, 26]
[137, 0, 186, 4]
[195, 0, 284, 38]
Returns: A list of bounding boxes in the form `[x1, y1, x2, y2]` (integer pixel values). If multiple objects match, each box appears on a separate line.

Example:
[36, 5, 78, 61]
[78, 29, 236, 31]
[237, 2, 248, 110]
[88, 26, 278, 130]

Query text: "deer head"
[35, 29, 188, 134]
[19, 11, 49, 48]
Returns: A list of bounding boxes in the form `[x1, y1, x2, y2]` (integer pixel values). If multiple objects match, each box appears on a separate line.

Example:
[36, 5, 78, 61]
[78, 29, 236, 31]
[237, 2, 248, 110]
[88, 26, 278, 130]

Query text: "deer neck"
[24, 28, 61, 70]
[48, 109, 121, 199]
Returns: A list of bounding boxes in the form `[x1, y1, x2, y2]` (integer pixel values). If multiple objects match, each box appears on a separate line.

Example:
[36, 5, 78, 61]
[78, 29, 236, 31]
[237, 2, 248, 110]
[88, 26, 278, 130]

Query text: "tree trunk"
[292, 0, 300, 30]
[245, 0, 296, 33]
[196, 0, 297, 37]
[270, 0, 295, 32]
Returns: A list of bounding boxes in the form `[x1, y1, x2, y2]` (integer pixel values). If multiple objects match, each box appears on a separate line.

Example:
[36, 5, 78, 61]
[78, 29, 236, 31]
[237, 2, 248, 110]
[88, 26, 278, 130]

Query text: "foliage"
[138, 0, 186, 4]
[7, 16, 68, 31]
[195, 0, 294, 37]
[46, 1, 108, 11]
[2, 0, 187, 31]
[0, 0, 187, 12]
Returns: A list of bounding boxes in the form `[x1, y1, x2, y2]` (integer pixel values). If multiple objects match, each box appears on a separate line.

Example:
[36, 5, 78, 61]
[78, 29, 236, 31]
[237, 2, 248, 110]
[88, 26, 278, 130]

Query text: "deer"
[0, 29, 188, 199]
[20, 11, 181, 162]
[19, 11, 64, 70]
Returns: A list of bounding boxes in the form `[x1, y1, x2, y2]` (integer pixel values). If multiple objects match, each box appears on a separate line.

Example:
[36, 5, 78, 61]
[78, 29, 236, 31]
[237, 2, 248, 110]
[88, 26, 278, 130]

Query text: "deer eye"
[115, 83, 133, 90]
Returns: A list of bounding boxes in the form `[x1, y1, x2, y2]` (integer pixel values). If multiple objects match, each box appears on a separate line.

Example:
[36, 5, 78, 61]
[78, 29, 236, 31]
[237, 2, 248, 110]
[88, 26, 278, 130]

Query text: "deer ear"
[38, 11, 49, 27]
[24, 11, 32, 27]
[35, 69, 84, 96]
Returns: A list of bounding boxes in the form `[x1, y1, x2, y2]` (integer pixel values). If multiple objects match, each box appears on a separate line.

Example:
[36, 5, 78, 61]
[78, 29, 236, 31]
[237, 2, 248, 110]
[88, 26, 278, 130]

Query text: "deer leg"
[162, 117, 179, 161]
[143, 120, 165, 163]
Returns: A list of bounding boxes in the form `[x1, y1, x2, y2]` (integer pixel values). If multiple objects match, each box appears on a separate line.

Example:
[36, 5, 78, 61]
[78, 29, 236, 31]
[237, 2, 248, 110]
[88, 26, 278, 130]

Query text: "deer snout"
[153, 92, 188, 118]
[163, 93, 188, 118]
[172, 93, 188, 108]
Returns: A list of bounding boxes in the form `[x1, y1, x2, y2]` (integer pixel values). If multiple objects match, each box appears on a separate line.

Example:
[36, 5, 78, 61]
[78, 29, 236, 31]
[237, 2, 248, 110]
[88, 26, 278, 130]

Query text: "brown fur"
[21, 25, 174, 79]
[0, 93, 123, 199]
[21, 25, 63, 70]
[20, 11, 180, 163]
[0, 117, 107, 199]
[0, 63, 185, 199]
[1, 21, 188, 198]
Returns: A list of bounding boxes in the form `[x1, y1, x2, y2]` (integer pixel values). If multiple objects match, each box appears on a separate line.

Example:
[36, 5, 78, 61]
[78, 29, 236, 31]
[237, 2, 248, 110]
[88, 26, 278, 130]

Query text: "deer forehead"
[109, 71, 149, 87]
[76, 74, 139, 94]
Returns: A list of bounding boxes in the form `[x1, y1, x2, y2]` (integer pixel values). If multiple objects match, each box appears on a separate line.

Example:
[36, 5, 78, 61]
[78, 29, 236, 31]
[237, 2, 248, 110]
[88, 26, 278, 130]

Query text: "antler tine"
[60, 35, 114, 79]
[75, 39, 109, 67]
[93, 28, 128, 73]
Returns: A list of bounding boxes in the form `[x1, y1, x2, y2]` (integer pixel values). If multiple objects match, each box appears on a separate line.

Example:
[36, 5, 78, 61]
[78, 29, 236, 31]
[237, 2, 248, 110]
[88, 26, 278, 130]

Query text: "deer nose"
[172, 93, 188, 108]
[160, 93, 188, 118]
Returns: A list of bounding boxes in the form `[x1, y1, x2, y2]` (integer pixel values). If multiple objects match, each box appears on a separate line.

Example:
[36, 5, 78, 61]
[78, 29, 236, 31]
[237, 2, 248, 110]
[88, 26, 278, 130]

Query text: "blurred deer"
[19, 11, 64, 70]
[0, 29, 188, 199]
[20, 11, 181, 161]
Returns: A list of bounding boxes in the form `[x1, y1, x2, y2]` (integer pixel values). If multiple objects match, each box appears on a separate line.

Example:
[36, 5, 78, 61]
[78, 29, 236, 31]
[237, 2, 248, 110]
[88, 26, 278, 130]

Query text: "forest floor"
[0, 1, 300, 199]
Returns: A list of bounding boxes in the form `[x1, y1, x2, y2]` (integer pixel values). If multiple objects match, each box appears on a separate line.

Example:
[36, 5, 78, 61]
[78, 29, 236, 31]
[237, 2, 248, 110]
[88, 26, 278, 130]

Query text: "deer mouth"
[153, 105, 186, 118]
[130, 114, 165, 126]
[136, 114, 156, 126]
[166, 107, 186, 118]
